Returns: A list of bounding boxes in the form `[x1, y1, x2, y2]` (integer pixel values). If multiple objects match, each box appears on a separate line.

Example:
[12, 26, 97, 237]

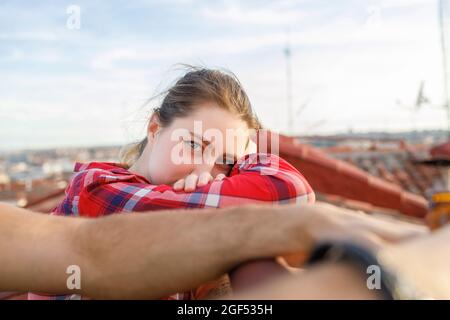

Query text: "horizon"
[0, 128, 446, 154]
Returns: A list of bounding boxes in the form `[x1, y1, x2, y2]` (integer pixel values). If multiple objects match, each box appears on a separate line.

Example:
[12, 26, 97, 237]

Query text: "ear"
[147, 113, 161, 141]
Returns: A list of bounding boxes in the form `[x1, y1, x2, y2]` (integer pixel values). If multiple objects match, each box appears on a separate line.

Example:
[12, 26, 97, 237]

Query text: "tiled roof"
[327, 149, 445, 200]
[315, 193, 425, 225]
[430, 141, 450, 159]
[271, 133, 429, 218]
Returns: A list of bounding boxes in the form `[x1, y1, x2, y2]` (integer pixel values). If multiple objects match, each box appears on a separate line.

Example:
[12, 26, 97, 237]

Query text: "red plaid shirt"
[29, 152, 314, 300]
[54, 153, 314, 216]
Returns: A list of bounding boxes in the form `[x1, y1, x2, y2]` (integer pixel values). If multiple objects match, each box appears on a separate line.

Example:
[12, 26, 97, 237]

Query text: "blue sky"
[0, 0, 448, 150]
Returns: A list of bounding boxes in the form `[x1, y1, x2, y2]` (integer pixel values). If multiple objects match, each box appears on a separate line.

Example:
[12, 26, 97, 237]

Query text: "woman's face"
[142, 102, 255, 185]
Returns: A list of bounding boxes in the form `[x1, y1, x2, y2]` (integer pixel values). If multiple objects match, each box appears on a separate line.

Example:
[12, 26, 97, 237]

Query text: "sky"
[0, 0, 449, 151]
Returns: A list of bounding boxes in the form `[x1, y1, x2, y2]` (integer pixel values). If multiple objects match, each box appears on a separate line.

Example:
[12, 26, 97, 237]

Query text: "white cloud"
[90, 33, 288, 70]
[201, 4, 306, 25]
[0, 31, 59, 41]
[379, 0, 434, 9]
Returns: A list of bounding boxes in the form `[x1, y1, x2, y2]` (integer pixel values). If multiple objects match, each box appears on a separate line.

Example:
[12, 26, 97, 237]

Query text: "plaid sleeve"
[76, 153, 315, 217]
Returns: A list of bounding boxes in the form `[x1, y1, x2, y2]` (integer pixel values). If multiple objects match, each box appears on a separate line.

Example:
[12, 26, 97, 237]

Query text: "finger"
[184, 174, 198, 192]
[197, 172, 213, 187]
[173, 179, 185, 191]
[368, 223, 427, 243]
[215, 173, 226, 181]
[350, 232, 388, 252]
[318, 202, 427, 239]
[349, 216, 427, 244]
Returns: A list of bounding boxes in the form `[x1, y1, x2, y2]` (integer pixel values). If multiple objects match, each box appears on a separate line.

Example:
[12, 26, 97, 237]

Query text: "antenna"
[415, 81, 430, 109]
[396, 81, 429, 139]
[439, 0, 450, 138]
[284, 27, 293, 135]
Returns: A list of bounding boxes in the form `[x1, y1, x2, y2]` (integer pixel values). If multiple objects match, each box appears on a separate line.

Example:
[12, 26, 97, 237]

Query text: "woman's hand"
[173, 172, 227, 192]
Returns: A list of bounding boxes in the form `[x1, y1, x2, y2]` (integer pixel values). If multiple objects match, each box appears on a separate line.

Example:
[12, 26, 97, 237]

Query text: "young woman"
[29, 67, 315, 300]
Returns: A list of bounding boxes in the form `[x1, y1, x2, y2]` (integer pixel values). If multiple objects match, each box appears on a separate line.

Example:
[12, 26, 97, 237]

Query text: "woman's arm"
[75, 153, 314, 216]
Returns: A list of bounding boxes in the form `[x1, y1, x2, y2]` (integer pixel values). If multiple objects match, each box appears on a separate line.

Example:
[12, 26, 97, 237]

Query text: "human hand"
[275, 202, 428, 266]
[173, 171, 227, 192]
[377, 223, 450, 299]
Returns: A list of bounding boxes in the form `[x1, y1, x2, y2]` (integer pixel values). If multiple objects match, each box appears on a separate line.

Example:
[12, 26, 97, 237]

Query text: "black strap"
[306, 242, 395, 300]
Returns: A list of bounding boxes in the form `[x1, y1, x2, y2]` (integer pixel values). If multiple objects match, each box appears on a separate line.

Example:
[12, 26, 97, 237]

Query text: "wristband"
[306, 242, 424, 300]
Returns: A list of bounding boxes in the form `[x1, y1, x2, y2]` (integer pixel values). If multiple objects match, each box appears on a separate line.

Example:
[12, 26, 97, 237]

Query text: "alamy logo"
[66, 265, 81, 290]
[366, 265, 381, 290]
[66, 5, 81, 30]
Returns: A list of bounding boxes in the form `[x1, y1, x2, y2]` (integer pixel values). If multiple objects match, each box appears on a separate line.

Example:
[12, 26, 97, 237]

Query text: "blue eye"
[185, 140, 201, 150]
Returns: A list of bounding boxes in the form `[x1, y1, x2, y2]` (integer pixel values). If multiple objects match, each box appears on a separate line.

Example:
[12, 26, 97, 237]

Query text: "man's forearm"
[79, 204, 312, 299]
[73, 204, 437, 299]
[0, 203, 312, 299]
[0, 203, 85, 294]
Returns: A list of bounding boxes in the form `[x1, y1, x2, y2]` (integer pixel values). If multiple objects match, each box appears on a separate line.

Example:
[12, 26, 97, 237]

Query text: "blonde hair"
[120, 66, 261, 167]
[119, 137, 148, 168]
